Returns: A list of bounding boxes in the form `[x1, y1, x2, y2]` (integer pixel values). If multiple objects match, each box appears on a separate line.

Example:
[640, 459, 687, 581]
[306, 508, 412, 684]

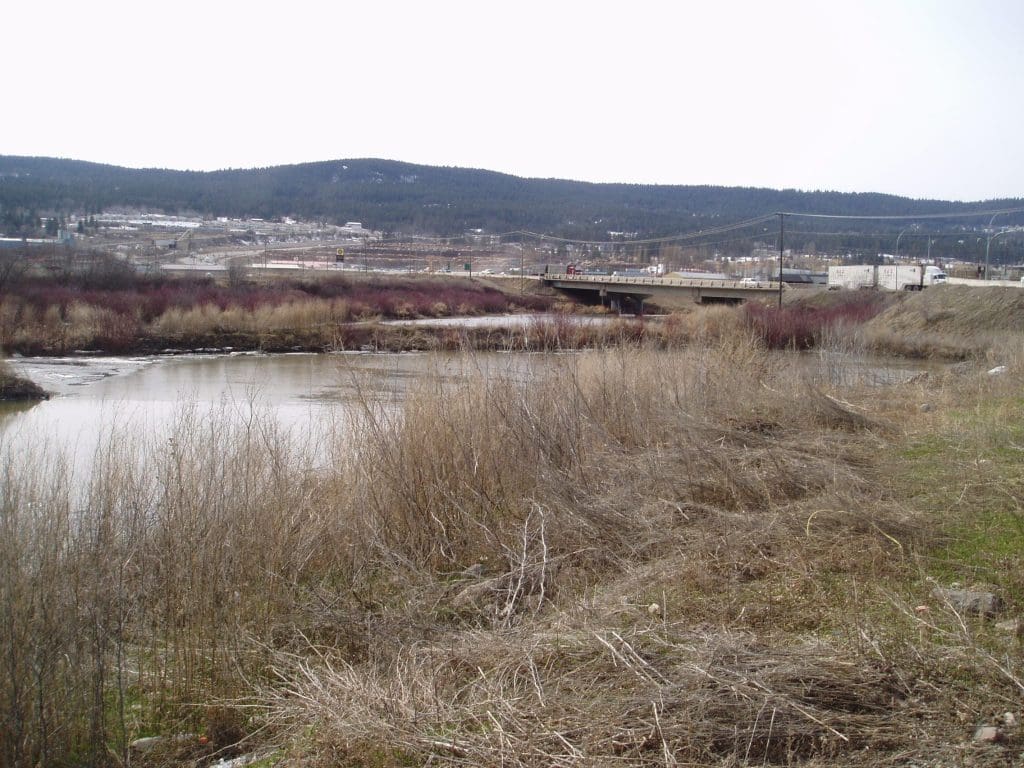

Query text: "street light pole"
[777, 213, 785, 309]
[895, 226, 909, 262]
[520, 240, 525, 295]
[986, 228, 1019, 280]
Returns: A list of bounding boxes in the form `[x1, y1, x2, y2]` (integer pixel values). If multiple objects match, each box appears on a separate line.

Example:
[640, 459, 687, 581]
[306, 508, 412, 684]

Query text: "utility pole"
[984, 211, 1003, 280]
[520, 237, 525, 295]
[777, 213, 785, 309]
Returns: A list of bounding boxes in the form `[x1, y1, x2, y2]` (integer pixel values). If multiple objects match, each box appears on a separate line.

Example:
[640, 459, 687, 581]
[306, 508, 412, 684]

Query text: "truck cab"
[924, 266, 948, 285]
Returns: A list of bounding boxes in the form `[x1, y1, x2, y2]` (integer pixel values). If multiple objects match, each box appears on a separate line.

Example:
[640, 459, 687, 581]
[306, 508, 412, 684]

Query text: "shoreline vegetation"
[2, 334, 1023, 766]
[4, 273, 1024, 765]
[0, 267, 557, 356]
[2, 264, 1022, 360]
[0, 361, 49, 400]
[0, 351, 49, 400]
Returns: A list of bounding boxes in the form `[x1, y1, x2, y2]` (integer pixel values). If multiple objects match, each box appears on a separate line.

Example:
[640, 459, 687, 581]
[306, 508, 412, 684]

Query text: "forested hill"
[1, 155, 1020, 239]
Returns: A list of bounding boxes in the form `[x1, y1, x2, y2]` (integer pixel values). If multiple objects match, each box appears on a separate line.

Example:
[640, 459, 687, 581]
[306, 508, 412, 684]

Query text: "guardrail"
[947, 277, 1024, 288]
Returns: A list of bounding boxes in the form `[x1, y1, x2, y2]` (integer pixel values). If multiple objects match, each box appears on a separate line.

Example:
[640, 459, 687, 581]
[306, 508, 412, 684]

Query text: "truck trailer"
[828, 264, 947, 291]
[827, 265, 876, 290]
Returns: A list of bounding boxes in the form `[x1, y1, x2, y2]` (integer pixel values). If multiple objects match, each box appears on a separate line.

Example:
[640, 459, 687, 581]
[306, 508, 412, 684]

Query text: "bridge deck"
[541, 273, 782, 305]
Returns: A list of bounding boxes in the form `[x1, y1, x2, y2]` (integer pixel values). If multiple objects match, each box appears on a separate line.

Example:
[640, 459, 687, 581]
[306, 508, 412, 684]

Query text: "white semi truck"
[828, 264, 947, 291]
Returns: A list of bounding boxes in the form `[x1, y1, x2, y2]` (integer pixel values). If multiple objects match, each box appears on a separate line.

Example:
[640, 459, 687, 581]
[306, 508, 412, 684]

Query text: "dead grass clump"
[0, 298, 140, 353]
[340, 366, 593, 573]
[147, 299, 353, 349]
[509, 316, 647, 351]
[665, 303, 747, 344]
[254, 341, 949, 766]
[860, 326, 996, 360]
[269, 626, 904, 766]
[569, 335, 773, 445]
[0, 358, 48, 400]
[804, 388, 882, 432]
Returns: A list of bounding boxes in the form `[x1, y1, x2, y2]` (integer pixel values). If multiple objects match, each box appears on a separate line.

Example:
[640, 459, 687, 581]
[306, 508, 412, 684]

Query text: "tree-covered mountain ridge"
[1, 155, 1020, 239]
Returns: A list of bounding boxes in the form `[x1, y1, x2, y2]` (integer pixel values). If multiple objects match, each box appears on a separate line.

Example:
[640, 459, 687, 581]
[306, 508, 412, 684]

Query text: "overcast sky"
[5, 0, 1022, 201]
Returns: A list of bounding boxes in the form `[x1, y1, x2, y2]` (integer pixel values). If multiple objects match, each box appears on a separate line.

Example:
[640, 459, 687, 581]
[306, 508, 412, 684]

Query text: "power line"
[371, 206, 1024, 251]
[777, 206, 1024, 221]
[499, 207, 1024, 248]
[502, 215, 776, 247]
[779, 229, 1001, 238]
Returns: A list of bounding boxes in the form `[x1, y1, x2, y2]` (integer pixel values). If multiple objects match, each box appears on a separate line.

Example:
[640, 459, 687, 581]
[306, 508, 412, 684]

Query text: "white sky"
[4, 0, 1023, 201]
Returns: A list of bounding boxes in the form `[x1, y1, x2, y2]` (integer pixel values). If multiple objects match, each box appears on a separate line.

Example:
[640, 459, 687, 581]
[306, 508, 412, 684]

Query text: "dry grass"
[149, 299, 359, 349]
[870, 285, 1024, 335]
[3, 335, 1024, 766]
[862, 285, 1024, 359]
[270, 625, 904, 766]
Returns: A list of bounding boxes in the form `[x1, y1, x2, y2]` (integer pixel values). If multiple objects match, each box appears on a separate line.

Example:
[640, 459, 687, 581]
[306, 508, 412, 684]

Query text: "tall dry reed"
[0, 401, 345, 766]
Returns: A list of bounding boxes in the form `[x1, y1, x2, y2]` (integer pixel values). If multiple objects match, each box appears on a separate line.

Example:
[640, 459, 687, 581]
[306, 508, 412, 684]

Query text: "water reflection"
[0, 399, 40, 419]
[0, 352, 548, 484]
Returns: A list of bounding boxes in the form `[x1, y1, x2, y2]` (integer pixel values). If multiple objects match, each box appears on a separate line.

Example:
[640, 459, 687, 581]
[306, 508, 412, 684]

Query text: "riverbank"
[0, 269, 556, 355]
[4, 271, 1016, 361]
[0, 313, 656, 356]
[2, 335, 1023, 767]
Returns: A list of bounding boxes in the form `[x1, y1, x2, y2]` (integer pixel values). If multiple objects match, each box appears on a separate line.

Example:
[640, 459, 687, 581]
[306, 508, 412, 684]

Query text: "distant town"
[3, 209, 1022, 292]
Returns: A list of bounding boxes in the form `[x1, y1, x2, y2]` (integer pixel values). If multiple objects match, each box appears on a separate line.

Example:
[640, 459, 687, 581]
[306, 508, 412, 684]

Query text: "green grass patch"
[898, 437, 950, 460]
[890, 396, 1024, 602]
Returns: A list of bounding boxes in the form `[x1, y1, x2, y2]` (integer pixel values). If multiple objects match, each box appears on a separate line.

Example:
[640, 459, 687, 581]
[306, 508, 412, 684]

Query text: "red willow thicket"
[0, 274, 554, 352]
[744, 294, 887, 349]
[9, 274, 547, 320]
[11, 279, 302, 319]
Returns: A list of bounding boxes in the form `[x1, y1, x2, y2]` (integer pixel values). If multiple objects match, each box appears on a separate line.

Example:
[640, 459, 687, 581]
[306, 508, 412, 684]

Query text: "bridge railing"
[544, 274, 780, 290]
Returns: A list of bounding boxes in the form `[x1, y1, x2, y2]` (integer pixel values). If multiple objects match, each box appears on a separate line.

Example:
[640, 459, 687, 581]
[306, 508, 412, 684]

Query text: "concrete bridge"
[541, 273, 782, 311]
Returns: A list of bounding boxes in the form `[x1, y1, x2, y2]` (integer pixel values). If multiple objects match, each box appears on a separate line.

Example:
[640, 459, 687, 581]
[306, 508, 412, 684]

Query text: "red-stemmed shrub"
[744, 295, 886, 349]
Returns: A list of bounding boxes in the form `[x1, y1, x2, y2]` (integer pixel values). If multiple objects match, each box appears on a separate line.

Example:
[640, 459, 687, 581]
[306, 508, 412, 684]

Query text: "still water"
[0, 352, 543, 482]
